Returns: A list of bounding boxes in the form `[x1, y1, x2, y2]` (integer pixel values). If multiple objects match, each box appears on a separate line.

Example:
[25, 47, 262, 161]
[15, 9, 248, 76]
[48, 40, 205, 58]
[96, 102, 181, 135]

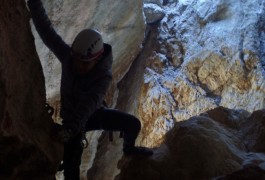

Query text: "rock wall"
[137, 0, 265, 147]
[0, 0, 63, 179]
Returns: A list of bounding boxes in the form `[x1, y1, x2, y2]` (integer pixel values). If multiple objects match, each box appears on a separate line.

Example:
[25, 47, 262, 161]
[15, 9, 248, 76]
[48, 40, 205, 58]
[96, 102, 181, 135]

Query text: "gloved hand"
[53, 124, 74, 143]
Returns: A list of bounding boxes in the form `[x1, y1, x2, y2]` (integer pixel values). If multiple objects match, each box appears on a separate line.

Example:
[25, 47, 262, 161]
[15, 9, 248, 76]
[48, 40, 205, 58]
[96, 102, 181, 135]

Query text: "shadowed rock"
[0, 1, 63, 179]
[116, 107, 265, 180]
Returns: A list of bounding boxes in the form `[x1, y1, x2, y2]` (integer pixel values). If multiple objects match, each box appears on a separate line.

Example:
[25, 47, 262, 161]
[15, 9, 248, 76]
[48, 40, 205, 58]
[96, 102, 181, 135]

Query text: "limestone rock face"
[138, 0, 265, 147]
[87, 0, 265, 177]
[31, 0, 146, 103]
[116, 107, 265, 180]
[0, 0, 63, 179]
[144, 3, 165, 24]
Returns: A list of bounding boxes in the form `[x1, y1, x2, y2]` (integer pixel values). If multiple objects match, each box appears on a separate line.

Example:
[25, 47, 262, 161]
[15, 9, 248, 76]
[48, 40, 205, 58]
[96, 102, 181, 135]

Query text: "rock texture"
[144, 3, 165, 24]
[137, 0, 265, 147]
[0, 0, 63, 179]
[83, 0, 265, 179]
[116, 107, 265, 180]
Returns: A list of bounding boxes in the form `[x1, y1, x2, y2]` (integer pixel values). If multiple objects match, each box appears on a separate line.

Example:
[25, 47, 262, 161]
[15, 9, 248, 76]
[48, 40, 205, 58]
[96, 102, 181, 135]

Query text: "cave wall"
[20, 0, 265, 179]
[0, 0, 62, 179]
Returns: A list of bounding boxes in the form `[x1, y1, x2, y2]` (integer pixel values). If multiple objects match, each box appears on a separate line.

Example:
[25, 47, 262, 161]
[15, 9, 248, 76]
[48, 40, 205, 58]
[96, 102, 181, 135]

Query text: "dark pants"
[63, 108, 141, 180]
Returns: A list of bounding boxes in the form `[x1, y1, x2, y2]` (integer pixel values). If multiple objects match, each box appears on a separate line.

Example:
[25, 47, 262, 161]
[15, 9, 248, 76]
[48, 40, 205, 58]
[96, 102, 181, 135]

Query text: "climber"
[27, 0, 153, 179]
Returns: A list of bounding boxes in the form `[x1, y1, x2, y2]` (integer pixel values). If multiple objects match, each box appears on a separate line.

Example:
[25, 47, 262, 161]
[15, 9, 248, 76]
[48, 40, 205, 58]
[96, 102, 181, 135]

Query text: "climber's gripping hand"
[53, 124, 74, 143]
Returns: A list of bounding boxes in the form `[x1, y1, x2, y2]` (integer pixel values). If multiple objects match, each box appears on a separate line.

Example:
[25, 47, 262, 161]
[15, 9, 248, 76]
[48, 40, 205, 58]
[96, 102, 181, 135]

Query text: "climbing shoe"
[123, 146, 153, 156]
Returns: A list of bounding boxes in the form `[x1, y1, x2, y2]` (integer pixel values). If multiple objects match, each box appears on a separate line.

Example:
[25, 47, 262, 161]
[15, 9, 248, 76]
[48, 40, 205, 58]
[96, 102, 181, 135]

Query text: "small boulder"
[144, 3, 165, 24]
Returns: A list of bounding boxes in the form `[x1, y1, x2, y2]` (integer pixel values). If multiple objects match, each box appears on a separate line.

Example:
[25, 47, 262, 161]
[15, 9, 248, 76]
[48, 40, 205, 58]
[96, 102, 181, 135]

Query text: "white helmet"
[71, 29, 104, 61]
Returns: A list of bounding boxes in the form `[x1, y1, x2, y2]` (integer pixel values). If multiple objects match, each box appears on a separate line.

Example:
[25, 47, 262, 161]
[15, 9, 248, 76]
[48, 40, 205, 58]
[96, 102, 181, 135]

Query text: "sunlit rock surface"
[138, 0, 265, 147]
[144, 3, 165, 24]
[116, 107, 265, 180]
[0, 1, 63, 179]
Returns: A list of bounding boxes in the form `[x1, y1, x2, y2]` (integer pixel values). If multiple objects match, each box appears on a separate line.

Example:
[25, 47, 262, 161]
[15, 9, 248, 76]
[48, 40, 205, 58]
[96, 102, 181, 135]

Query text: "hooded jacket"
[28, 0, 113, 134]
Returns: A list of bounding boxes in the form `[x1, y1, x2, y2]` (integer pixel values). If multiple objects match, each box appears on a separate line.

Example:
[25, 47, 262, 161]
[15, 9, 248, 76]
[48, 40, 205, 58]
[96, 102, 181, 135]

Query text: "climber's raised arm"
[27, 0, 70, 62]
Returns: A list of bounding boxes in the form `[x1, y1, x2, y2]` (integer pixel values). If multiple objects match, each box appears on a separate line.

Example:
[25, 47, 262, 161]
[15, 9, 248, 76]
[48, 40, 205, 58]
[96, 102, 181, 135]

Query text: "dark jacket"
[28, 0, 113, 134]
